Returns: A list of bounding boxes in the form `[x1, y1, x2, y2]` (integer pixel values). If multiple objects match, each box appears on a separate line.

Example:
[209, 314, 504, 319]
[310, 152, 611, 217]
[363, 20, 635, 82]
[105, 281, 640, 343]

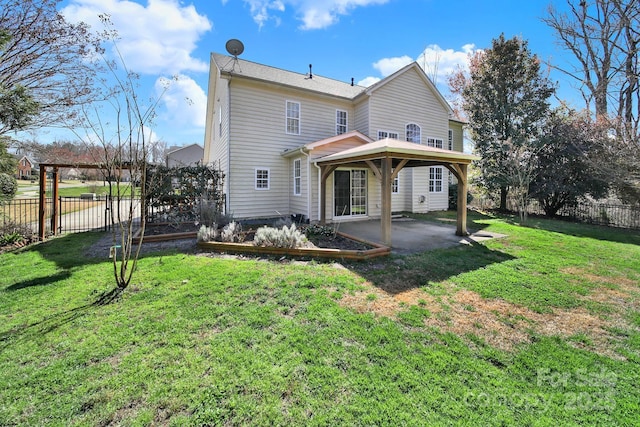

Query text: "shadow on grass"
[347, 240, 515, 295]
[501, 213, 640, 246]
[0, 287, 122, 353]
[20, 231, 108, 269]
[5, 271, 72, 291]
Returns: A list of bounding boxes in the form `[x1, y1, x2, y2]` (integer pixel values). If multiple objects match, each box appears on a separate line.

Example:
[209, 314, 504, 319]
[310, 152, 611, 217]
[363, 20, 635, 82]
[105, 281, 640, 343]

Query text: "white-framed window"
[255, 168, 270, 190]
[378, 130, 399, 140]
[429, 167, 443, 193]
[336, 110, 347, 135]
[427, 137, 443, 148]
[286, 101, 300, 135]
[218, 106, 222, 138]
[293, 159, 301, 196]
[392, 175, 399, 194]
[406, 123, 421, 143]
[448, 129, 453, 150]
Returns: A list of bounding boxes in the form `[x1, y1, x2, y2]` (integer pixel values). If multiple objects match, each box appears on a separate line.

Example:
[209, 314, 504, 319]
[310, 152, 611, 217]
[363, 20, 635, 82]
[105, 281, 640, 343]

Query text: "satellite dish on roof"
[225, 39, 244, 57]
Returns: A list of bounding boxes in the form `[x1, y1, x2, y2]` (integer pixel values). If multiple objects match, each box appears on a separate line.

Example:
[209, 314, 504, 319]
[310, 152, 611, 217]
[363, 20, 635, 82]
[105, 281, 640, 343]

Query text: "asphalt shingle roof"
[211, 53, 367, 100]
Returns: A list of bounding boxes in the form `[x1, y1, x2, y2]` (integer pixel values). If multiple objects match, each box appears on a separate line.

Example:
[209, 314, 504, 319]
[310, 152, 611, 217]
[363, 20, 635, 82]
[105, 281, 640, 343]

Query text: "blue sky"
[49, 0, 579, 147]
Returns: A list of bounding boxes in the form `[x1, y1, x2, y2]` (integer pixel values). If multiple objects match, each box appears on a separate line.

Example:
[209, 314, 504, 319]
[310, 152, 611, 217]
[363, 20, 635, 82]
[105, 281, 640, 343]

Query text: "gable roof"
[166, 143, 203, 155]
[315, 138, 478, 165]
[211, 53, 366, 99]
[364, 62, 453, 114]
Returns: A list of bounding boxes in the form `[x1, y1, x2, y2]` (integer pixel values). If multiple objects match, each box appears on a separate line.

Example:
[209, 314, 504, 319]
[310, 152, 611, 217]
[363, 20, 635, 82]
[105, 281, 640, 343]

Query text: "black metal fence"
[517, 200, 640, 230]
[1, 196, 116, 236]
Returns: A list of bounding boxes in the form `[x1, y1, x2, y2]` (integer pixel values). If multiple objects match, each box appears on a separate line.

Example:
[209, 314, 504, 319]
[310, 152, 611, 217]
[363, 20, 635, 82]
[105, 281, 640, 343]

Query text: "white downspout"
[302, 150, 311, 222]
[314, 161, 322, 223]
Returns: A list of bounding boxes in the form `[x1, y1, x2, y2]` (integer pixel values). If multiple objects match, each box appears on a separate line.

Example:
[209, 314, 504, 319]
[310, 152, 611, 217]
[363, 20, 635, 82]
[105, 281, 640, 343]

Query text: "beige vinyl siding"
[203, 67, 231, 212]
[354, 98, 369, 135]
[368, 68, 449, 144]
[228, 80, 354, 218]
[449, 121, 464, 152]
[391, 168, 408, 212]
[289, 157, 308, 218]
[367, 68, 451, 214]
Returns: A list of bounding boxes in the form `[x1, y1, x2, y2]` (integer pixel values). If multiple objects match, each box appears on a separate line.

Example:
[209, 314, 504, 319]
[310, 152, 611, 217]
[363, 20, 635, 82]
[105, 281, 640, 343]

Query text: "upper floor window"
[286, 101, 300, 135]
[427, 137, 443, 149]
[406, 123, 421, 143]
[378, 130, 399, 140]
[293, 159, 301, 195]
[448, 129, 453, 150]
[336, 110, 347, 135]
[255, 168, 270, 190]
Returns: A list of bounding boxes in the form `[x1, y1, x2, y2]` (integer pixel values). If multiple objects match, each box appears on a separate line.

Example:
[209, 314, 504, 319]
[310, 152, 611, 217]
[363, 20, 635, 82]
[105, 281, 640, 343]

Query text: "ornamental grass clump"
[221, 221, 243, 242]
[254, 224, 306, 248]
[197, 224, 219, 242]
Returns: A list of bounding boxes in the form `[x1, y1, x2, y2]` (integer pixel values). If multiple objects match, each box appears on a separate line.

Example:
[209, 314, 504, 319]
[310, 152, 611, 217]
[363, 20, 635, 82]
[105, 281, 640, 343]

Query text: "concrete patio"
[338, 217, 504, 255]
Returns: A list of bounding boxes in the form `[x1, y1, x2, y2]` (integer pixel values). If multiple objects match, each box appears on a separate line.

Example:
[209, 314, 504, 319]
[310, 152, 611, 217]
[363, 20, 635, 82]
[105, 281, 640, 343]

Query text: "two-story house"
[203, 52, 475, 245]
[16, 156, 36, 179]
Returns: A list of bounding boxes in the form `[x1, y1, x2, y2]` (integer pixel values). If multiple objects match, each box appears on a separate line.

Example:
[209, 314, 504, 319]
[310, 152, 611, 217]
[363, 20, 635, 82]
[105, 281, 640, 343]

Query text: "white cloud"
[242, 0, 389, 30]
[244, 0, 285, 29]
[416, 43, 478, 85]
[357, 76, 380, 87]
[156, 75, 207, 128]
[358, 45, 479, 90]
[373, 55, 414, 77]
[62, 0, 212, 75]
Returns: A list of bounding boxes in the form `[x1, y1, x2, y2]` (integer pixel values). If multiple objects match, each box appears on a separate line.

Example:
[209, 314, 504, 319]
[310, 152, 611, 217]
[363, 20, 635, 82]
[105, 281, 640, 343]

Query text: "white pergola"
[315, 138, 478, 247]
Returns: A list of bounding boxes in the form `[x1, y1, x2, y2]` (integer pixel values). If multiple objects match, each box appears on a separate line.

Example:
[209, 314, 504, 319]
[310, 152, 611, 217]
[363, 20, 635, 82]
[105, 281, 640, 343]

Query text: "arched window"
[406, 123, 421, 143]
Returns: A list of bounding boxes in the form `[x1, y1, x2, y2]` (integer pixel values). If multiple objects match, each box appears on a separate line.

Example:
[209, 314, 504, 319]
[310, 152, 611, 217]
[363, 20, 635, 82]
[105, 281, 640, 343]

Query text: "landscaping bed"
[135, 222, 390, 259]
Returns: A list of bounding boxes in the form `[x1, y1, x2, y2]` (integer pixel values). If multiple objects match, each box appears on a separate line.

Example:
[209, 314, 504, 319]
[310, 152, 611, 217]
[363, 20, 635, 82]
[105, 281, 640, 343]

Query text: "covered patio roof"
[313, 137, 478, 247]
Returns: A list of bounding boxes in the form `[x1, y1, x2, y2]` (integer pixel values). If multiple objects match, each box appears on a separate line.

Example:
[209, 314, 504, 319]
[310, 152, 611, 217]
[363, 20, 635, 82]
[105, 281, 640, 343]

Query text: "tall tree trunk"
[499, 186, 508, 211]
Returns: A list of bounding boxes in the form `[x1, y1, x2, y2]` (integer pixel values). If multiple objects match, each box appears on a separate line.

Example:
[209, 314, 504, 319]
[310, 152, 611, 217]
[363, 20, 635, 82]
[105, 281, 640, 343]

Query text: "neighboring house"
[16, 156, 36, 179]
[166, 144, 204, 167]
[203, 52, 476, 243]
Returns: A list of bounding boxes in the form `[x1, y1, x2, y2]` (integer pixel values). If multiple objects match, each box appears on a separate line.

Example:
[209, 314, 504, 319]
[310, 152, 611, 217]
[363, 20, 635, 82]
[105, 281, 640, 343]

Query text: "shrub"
[254, 224, 306, 248]
[448, 183, 474, 210]
[304, 224, 336, 239]
[220, 221, 243, 242]
[0, 221, 34, 246]
[197, 224, 219, 242]
[0, 173, 17, 202]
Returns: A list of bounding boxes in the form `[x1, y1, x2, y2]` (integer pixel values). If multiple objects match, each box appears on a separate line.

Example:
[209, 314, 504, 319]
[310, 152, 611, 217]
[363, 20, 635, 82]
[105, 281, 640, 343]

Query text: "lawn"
[0, 212, 638, 425]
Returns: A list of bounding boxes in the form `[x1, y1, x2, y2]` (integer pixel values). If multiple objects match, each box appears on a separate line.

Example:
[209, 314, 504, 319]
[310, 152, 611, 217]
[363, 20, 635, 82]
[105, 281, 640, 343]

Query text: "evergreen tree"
[458, 34, 555, 210]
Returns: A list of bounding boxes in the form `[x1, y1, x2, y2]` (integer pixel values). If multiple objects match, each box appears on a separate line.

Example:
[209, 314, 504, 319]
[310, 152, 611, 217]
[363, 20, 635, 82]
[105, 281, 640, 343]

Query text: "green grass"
[0, 213, 639, 425]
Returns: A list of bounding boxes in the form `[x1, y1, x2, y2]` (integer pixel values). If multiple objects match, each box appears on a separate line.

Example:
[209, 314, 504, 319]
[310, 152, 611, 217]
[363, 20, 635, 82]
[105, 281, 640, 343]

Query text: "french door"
[334, 169, 367, 217]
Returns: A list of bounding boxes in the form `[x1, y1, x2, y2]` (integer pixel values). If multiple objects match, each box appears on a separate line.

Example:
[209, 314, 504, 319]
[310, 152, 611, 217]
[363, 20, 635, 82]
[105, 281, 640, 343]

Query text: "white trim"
[377, 130, 399, 140]
[336, 109, 347, 135]
[429, 166, 443, 193]
[255, 167, 270, 190]
[427, 137, 444, 149]
[392, 174, 399, 194]
[285, 100, 300, 135]
[405, 123, 421, 143]
[293, 158, 301, 196]
[332, 168, 368, 218]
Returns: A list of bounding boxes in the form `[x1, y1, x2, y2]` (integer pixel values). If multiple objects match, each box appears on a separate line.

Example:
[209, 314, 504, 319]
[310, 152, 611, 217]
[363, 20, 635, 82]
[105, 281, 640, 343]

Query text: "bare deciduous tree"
[71, 15, 171, 299]
[0, 0, 102, 135]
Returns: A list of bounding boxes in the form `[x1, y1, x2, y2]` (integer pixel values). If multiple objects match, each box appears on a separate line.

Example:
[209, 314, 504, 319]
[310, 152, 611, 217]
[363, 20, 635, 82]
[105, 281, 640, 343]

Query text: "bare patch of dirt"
[337, 274, 639, 360]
